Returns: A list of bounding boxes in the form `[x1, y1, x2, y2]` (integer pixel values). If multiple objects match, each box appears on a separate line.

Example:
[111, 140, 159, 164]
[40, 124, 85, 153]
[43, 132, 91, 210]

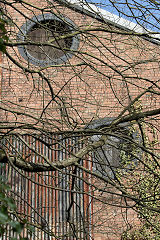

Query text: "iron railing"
[0, 134, 92, 240]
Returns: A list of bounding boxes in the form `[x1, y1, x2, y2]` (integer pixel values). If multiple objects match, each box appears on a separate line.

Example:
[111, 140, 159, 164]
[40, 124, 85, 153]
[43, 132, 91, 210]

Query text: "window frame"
[87, 117, 140, 179]
[17, 13, 79, 66]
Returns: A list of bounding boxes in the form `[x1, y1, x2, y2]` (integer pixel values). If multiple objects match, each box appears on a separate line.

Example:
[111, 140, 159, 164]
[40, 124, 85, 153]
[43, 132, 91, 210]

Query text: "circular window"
[18, 14, 79, 66]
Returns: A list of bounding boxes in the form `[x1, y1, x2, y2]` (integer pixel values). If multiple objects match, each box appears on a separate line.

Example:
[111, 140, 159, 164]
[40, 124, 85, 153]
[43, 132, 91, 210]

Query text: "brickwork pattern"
[0, 1, 160, 239]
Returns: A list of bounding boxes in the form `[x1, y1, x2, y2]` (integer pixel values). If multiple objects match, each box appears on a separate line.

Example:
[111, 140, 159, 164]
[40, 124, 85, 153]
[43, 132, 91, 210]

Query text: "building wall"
[1, 0, 160, 239]
[1, 0, 159, 130]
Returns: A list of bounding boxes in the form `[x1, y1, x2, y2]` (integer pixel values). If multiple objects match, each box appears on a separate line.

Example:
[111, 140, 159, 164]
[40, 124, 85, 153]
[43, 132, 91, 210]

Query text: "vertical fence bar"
[0, 134, 92, 240]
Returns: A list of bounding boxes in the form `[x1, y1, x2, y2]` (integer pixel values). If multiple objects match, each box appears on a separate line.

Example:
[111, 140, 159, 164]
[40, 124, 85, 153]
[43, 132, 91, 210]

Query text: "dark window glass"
[87, 118, 139, 179]
[17, 14, 79, 66]
[26, 20, 72, 61]
[92, 135, 120, 179]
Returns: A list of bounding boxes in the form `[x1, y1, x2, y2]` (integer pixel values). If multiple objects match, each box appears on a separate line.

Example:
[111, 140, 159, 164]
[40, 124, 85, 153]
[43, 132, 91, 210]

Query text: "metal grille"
[0, 134, 92, 240]
[26, 20, 72, 60]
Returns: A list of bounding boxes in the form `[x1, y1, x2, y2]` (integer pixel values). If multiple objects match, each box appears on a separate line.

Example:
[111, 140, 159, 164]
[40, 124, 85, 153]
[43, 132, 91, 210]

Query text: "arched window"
[86, 117, 140, 179]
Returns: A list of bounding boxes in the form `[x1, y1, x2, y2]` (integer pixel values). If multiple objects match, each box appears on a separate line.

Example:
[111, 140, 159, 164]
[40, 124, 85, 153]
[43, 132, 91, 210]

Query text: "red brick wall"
[1, 1, 160, 239]
[1, 0, 159, 130]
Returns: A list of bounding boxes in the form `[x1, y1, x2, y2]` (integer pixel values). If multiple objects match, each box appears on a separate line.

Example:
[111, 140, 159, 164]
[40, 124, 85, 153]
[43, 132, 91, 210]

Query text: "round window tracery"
[18, 14, 79, 66]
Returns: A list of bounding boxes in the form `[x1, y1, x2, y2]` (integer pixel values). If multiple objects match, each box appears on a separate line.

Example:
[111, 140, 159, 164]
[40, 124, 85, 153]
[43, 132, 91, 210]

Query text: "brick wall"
[1, 0, 159, 129]
[0, 0, 160, 239]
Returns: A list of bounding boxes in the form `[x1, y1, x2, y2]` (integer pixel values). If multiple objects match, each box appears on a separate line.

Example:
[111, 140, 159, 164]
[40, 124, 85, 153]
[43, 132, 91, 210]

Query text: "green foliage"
[121, 225, 155, 240]
[0, 176, 29, 239]
[134, 126, 160, 238]
[120, 123, 160, 240]
[118, 126, 140, 172]
[0, 12, 8, 53]
[135, 171, 160, 239]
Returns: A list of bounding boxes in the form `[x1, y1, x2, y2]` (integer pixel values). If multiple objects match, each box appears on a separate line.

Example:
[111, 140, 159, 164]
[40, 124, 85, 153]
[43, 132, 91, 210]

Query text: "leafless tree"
[0, 0, 160, 239]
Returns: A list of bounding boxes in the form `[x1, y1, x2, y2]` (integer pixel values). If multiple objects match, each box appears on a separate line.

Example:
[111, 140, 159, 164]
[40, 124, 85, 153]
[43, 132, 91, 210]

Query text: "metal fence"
[0, 134, 92, 240]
